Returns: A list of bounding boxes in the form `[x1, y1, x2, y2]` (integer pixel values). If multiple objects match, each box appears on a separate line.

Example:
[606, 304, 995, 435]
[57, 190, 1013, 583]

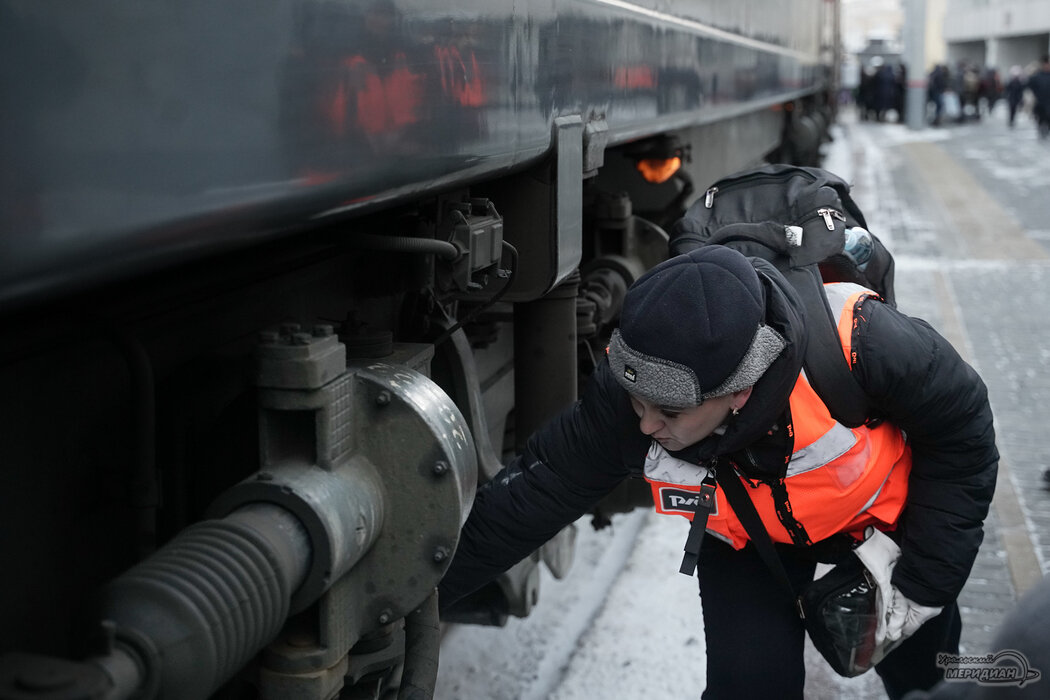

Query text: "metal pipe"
[904, 0, 928, 130]
[347, 233, 460, 260]
[91, 642, 145, 700]
[94, 503, 310, 700]
[513, 274, 579, 451]
[396, 590, 441, 700]
[207, 460, 386, 611]
[94, 320, 159, 559]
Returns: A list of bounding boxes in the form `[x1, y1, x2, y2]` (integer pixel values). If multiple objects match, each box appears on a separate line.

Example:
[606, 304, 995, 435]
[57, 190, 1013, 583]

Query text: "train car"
[0, 1, 839, 698]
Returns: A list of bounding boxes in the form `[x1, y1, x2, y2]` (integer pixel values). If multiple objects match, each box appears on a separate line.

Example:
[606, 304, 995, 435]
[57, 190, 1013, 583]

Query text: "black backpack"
[668, 164, 896, 428]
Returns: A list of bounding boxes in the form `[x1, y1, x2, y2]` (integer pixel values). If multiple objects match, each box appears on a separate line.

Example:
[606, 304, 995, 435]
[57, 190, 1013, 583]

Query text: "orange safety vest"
[644, 283, 912, 549]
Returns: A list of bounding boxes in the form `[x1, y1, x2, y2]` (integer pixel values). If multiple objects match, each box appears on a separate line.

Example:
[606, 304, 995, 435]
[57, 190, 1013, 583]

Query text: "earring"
[731, 406, 740, 416]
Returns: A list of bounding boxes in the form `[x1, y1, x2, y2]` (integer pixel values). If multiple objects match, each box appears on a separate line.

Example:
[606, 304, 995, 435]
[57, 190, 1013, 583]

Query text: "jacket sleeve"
[853, 298, 999, 607]
[438, 361, 645, 610]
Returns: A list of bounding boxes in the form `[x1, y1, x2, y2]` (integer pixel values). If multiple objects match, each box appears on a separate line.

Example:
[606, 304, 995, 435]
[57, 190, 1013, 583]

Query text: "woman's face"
[628, 393, 736, 452]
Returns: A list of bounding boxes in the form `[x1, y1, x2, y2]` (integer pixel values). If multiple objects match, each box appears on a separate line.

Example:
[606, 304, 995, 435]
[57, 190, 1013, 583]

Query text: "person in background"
[928, 64, 949, 126]
[894, 63, 907, 121]
[858, 63, 876, 121]
[979, 66, 1001, 117]
[1028, 55, 1050, 138]
[439, 245, 998, 699]
[1005, 66, 1026, 129]
[873, 60, 898, 122]
[960, 63, 981, 121]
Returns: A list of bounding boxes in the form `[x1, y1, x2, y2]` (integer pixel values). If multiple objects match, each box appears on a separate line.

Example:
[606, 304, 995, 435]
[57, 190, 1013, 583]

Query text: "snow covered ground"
[436, 512, 707, 699]
[436, 511, 887, 699]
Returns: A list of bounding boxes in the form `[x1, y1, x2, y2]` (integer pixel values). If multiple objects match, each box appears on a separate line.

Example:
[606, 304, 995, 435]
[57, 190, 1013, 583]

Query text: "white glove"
[852, 528, 900, 647]
[885, 587, 943, 643]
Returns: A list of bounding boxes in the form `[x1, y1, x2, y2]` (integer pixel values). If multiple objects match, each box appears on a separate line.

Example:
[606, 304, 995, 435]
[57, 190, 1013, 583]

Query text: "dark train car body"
[0, 1, 839, 698]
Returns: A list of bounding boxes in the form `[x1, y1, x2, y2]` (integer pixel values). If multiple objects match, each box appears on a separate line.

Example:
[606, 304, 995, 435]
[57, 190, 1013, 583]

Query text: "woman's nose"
[638, 410, 664, 436]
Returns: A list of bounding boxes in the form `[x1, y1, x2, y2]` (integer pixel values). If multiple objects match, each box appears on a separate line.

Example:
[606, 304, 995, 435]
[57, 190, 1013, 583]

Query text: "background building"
[840, 0, 949, 86]
[944, 0, 1050, 71]
[841, 0, 902, 55]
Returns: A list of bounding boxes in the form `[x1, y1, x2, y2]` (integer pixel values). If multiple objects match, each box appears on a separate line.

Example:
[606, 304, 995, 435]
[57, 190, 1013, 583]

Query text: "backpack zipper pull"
[816, 207, 845, 230]
[704, 186, 719, 208]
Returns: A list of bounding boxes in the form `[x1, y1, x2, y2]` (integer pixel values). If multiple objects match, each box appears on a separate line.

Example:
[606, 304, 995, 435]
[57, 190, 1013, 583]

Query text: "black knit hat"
[607, 246, 786, 407]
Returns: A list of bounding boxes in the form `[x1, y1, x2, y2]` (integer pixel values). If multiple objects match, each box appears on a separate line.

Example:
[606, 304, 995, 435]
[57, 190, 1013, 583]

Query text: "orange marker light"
[636, 156, 682, 184]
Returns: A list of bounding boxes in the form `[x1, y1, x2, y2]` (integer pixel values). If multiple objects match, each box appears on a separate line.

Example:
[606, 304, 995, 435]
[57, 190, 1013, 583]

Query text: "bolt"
[433, 546, 451, 563]
[375, 391, 391, 406]
[291, 332, 313, 346]
[433, 461, 449, 476]
[377, 609, 393, 625]
[312, 324, 335, 337]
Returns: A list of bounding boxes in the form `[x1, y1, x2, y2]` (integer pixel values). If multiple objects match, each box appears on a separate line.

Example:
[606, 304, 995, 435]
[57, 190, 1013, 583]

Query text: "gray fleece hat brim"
[608, 323, 787, 407]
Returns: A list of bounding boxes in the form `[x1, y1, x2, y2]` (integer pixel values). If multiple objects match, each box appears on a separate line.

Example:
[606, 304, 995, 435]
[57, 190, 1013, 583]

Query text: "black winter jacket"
[1029, 68, 1050, 108]
[439, 260, 998, 609]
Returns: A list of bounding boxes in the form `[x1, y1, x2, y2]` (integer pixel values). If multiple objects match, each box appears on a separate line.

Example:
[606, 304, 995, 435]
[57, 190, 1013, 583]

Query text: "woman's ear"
[730, 386, 754, 412]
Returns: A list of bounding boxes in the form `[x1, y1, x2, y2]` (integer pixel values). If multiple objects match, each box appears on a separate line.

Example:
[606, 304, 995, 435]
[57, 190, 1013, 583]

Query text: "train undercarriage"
[0, 1, 838, 697]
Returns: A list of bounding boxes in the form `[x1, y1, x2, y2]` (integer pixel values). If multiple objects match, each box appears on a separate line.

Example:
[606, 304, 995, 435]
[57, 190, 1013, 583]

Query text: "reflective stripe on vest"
[643, 282, 912, 549]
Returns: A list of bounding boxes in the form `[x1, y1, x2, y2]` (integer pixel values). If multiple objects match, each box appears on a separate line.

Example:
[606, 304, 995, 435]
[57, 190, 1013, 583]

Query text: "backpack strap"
[781, 265, 870, 428]
[678, 470, 718, 576]
[714, 466, 800, 612]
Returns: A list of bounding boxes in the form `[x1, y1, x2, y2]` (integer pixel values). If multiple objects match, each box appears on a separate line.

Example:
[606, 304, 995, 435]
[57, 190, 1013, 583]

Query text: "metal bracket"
[207, 331, 477, 699]
[553, 115, 585, 288]
[583, 115, 609, 178]
[444, 198, 504, 292]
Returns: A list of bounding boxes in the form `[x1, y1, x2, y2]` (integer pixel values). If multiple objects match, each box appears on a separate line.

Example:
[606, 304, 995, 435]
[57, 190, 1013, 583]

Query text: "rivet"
[433, 461, 449, 476]
[291, 332, 313, 346]
[376, 391, 391, 406]
[377, 608, 393, 625]
[433, 546, 450, 563]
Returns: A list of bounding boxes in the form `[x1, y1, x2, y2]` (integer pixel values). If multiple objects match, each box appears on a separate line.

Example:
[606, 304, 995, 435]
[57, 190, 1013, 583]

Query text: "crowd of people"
[855, 57, 907, 123]
[926, 56, 1050, 135]
[923, 61, 1001, 126]
[854, 55, 1050, 137]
